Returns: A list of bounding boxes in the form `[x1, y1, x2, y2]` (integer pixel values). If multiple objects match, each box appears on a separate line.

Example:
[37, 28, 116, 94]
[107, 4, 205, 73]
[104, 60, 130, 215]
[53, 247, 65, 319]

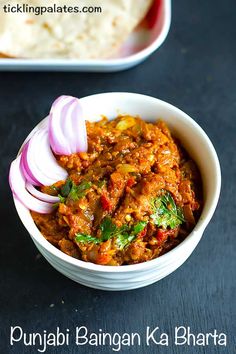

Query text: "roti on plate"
[0, 0, 153, 59]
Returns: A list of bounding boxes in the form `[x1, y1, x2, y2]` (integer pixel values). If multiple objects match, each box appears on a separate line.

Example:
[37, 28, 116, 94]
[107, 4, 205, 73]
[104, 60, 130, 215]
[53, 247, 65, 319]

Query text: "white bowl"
[13, 93, 221, 290]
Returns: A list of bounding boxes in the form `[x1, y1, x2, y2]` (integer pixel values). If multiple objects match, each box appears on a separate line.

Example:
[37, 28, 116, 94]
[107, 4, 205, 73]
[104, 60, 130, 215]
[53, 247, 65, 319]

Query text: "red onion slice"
[9, 156, 54, 214]
[21, 127, 68, 186]
[20, 142, 42, 186]
[49, 95, 87, 155]
[26, 182, 60, 204]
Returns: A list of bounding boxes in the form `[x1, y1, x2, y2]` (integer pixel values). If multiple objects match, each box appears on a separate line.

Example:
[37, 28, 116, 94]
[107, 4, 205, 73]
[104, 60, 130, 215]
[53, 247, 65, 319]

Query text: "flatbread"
[0, 0, 153, 59]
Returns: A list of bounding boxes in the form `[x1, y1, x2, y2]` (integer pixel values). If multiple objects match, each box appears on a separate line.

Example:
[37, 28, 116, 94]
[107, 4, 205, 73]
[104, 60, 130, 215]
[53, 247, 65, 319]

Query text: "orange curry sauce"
[32, 116, 202, 265]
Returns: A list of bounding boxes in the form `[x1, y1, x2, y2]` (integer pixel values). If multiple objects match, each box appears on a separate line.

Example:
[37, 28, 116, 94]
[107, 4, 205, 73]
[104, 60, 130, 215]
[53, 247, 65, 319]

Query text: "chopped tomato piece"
[127, 177, 136, 188]
[138, 227, 147, 239]
[156, 228, 179, 245]
[101, 193, 113, 212]
[156, 229, 169, 245]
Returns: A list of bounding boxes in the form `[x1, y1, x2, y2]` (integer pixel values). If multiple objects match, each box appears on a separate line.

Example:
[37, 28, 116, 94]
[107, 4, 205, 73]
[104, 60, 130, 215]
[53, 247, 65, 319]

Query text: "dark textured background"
[0, 0, 235, 353]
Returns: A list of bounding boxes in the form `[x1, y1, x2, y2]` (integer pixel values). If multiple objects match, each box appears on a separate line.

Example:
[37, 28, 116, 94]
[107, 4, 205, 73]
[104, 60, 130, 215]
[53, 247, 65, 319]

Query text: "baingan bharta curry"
[31, 115, 202, 266]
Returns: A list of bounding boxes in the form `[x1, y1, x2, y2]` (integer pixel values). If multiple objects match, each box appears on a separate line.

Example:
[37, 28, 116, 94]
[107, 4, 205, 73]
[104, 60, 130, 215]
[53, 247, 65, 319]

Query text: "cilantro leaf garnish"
[132, 221, 147, 235]
[75, 218, 147, 249]
[100, 217, 119, 241]
[58, 194, 66, 203]
[75, 234, 102, 244]
[151, 191, 184, 229]
[59, 178, 92, 202]
[60, 178, 72, 197]
[116, 221, 147, 250]
[115, 232, 133, 249]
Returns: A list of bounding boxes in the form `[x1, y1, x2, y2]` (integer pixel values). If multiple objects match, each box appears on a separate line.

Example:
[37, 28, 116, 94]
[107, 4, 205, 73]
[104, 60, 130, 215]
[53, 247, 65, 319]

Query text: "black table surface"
[0, 0, 235, 353]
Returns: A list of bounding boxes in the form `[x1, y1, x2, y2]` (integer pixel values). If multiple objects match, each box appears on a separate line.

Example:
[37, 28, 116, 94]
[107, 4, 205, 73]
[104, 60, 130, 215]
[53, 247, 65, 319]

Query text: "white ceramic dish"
[0, 0, 171, 72]
[13, 92, 221, 290]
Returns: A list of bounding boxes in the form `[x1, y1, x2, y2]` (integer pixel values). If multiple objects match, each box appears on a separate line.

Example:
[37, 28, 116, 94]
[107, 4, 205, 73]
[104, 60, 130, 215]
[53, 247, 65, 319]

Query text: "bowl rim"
[13, 92, 221, 273]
